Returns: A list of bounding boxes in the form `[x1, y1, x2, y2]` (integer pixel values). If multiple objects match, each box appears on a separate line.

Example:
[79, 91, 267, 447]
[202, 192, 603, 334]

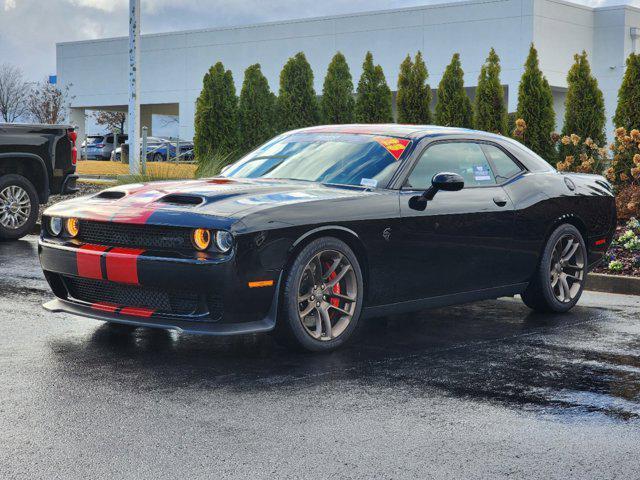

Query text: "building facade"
[57, 0, 640, 143]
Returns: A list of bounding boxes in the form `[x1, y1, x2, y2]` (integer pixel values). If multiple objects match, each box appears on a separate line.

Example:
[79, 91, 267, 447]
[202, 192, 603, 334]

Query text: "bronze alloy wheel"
[549, 233, 585, 303]
[296, 249, 357, 341]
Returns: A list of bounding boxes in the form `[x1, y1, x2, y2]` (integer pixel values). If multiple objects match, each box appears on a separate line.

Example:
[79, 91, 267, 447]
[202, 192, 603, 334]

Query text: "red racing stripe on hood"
[105, 248, 145, 285]
[77, 245, 109, 280]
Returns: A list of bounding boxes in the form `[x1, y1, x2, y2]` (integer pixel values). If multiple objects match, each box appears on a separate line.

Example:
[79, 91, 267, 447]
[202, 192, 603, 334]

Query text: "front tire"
[153, 153, 164, 163]
[278, 237, 364, 352]
[521, 224, 587, 313]
[0, 174, 39, 241]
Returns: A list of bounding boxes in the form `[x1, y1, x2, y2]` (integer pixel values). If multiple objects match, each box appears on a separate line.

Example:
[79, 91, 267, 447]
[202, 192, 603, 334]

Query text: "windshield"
[222, 133, 411, 188]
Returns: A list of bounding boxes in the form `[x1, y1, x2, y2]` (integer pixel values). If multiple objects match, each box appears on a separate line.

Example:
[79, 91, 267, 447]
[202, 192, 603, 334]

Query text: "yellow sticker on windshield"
[375, 137, 410, 160]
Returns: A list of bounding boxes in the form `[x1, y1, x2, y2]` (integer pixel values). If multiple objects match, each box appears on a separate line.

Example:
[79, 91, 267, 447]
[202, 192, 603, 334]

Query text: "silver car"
[82, 133, 127, 160]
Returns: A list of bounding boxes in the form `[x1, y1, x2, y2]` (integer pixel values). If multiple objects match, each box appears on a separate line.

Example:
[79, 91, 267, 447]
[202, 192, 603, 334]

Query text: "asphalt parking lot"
[1, 236, 640, 479]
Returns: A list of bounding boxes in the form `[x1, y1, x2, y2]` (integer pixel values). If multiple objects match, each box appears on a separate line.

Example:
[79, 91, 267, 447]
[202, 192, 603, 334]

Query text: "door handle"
[493, 196, 508, 207]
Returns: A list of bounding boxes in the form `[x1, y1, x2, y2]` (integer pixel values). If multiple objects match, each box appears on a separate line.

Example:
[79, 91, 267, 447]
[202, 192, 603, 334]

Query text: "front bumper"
[43, 298, 277, 335]
[39, 238, 280, 335]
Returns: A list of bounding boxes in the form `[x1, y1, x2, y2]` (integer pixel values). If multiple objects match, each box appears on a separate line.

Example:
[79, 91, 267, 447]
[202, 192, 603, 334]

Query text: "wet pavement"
[1, 236, 640, 479]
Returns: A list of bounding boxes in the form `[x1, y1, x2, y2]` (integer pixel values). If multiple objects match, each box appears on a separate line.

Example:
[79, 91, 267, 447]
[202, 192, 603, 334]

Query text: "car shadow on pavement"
[47, 298, 640, 420]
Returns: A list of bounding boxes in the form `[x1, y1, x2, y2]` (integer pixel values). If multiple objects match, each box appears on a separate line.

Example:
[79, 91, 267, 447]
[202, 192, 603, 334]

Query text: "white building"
[58, 0, 640, 143]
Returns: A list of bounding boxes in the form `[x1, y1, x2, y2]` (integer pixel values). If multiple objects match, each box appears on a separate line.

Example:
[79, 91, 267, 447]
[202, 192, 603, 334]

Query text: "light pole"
[128, 0, 141, 174]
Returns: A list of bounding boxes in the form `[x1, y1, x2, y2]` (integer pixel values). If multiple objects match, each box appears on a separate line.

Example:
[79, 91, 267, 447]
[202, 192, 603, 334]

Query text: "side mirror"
[409, 172, 464, 211]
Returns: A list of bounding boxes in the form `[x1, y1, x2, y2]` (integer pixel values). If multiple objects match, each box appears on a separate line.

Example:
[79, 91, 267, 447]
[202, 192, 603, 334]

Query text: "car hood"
[43, 177, 371, 229]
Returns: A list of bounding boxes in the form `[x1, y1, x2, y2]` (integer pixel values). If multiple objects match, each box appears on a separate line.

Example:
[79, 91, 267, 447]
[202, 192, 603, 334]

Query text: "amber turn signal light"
[66, 217, 79, 237]
[192, 228, 211, 251]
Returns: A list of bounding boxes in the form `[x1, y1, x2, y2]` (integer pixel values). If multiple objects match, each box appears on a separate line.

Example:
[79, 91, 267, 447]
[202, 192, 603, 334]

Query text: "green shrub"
[355, 52, 393, 123]
[276, 52, 320, 132]
[515, 44, 556, 162]
[195, 149, 236, 178]
[562, 51, 605, 148]
[434, 53, 472, 128]
[193, 62, 239, 161]
[238, 64, 277, 152]
[474, 48, 507, 134]
[396, 51, 432, 124]
[608, 260, 623, 272]
[321, 52, 355, 124]
[614, 53, 640, 131]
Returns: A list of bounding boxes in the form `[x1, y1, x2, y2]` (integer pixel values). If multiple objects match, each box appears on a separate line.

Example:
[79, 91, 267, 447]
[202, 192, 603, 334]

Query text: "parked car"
[0, 123, 78, 240]
[39, 125, 616, 351]
[111, 138, 192, 162]
[82, 133, 127, 160]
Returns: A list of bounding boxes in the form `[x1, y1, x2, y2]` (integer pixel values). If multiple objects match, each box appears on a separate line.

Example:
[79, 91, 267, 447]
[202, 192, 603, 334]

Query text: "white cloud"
[1, 0, 639, 81]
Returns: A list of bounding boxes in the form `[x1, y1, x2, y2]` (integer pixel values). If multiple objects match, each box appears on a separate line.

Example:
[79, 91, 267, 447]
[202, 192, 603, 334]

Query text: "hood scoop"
[95, 190, 126, 200]
[158, 194, 204, 206]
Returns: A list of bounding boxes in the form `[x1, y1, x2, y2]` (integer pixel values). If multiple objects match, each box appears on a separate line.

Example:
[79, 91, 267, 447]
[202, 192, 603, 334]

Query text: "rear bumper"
[39, 238, 280, 335]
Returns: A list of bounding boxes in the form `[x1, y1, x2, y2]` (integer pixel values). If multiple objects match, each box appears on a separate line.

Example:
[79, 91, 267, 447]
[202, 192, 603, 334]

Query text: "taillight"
[68, 129, 77, 165]
[96, 143, 105, 148]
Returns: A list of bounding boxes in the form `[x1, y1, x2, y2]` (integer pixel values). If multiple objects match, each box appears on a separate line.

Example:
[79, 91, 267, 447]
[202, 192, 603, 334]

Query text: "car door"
[395, 140, 516, 302]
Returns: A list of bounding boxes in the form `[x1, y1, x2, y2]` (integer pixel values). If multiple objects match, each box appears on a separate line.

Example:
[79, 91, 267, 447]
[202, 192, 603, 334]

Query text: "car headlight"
[192, 228, 211, 251]
[214, 230, 234, 253]
[66, 217, 79, 237]
[49, 217, 62, 236]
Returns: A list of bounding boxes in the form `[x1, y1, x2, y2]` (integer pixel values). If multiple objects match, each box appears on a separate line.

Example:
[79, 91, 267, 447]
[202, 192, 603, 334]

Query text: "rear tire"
[153, 153, 164, 163]
[521, 224, 587, 313]
[277, 237, 364, 352]
[0, 174, 39, 241]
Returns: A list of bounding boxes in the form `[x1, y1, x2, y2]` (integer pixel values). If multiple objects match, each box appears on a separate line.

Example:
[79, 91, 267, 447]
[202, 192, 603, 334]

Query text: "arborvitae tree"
[321, 52, 355, 124]
[474, 48, 507, 134]
[194, 62, 239, 159]
[276, 52, 320, 131]
[238, 63, 276, 151]
[396, 51, 432, 124]
[515, 44, 556, 161]
[562, 51, 605, 145]
[614, 53, 640, 131]
[355, 52, 393, 123]
[434, 53, 472, 128]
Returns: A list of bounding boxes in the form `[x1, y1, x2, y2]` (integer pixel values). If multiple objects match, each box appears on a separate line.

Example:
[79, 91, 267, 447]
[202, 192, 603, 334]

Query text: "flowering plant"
[605, 127, 640, 187]
[554, 133, 608, 175]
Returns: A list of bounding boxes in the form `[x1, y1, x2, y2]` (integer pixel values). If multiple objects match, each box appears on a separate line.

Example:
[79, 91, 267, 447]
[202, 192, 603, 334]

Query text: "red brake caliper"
[324, 262, 341, 308]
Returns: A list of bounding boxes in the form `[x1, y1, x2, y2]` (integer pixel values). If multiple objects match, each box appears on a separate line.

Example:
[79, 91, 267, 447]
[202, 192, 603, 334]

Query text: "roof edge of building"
[57, 0, 532, 47]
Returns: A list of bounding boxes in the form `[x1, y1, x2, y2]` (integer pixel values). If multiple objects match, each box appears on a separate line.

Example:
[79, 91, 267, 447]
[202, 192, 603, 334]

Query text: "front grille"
[63, 276, 200, 316]
[78, 220, 192, 250]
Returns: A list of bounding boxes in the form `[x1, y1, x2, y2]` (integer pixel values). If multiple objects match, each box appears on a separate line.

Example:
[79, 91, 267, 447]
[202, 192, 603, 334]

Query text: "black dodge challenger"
[39, 125, 616, 351]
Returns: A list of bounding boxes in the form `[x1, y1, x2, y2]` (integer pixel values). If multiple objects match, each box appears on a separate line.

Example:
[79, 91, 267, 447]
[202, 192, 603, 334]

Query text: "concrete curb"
[586, 273, 640, 296]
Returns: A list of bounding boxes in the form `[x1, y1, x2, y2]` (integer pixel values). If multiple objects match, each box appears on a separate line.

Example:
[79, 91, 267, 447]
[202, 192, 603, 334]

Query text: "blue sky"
[1, 0, 633, 81]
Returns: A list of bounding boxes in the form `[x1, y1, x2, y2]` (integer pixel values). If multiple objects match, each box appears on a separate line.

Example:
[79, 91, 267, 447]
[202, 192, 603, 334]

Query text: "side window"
[406, 142, 496, 190]
[482, 144, 522, 181]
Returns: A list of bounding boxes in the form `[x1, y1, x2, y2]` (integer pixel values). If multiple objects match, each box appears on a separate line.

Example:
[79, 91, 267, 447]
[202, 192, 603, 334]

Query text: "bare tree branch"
[0, 63, 30, 122]
[93, 111, 126, 133]
[26, 79, 74, 125]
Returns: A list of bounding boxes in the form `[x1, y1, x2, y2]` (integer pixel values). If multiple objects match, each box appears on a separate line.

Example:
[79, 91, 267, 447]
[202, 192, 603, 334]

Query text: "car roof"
[293, 124, 510, 141]
[290, 124, 554, 173]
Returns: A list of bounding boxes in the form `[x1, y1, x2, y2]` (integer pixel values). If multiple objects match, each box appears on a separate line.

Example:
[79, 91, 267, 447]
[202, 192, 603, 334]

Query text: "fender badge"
[382, 227, 392, 241]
